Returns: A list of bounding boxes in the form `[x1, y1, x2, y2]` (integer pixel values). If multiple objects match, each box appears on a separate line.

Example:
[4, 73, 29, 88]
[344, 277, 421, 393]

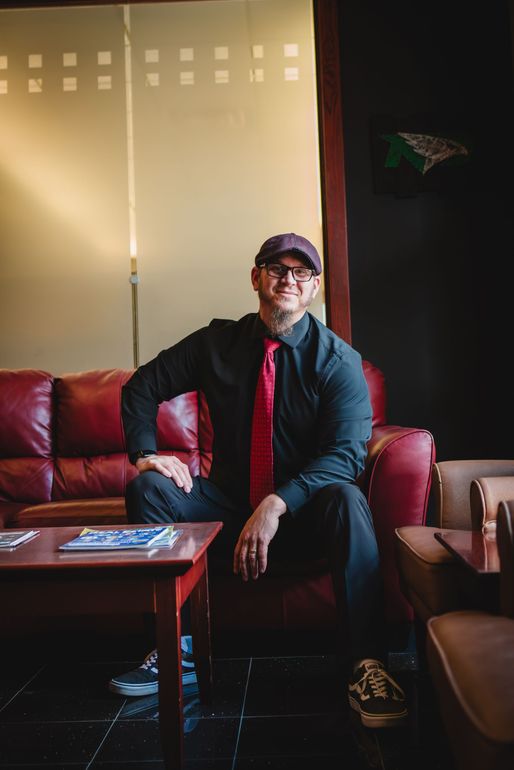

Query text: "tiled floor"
[0, 646, 456, 770]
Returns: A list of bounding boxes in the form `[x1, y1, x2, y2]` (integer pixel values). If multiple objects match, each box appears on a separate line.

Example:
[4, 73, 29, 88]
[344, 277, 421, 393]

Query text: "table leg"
[190, 554, 213, 704]
[155, 575, 183, 770]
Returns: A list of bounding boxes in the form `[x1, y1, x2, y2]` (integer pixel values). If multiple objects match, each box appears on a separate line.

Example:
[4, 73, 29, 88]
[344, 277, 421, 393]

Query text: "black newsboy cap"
[255, 233, 322, 275]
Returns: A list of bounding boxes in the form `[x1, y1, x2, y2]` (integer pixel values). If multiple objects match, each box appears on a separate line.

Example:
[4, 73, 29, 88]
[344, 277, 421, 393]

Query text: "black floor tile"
[235, 757, 362, 769]
[92, 718, 239, 764]
[92, 762, 232, 769]
[388, 652, 418, 671]
[0, 664, 43, 713]
[0, 765, 88, 769]
[244, 656, 345, 717]
[117, 658, 250, 721]
[116, 689, 203, 730]
[236, 713, 356, 760]
[0, 721, 109, 766]
[90, 765, 166, 770]
[0, 663, 126, 723]
[373, 671, 456, 770]
[0, 651, 458, 770]
[347, 712, 386, 768]
[377, 743, 456, 770]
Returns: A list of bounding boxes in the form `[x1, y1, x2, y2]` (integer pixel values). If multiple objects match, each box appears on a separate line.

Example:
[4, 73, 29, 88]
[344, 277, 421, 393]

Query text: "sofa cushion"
[0, 370, 54, 504]
[0, 501, 28, 528]
[14, 498, 126, 528]
[53, 455, 136, 500]
[428, 610, 514, 766]
[0, 457, 55, 506]
[52, 451, 200, 500]
[395, 526, 473, 622]
[157, 391, 200, 454]
[0, 369, 53, 458]
[53, 369, 201, 499]
[56, 370, 132, 457]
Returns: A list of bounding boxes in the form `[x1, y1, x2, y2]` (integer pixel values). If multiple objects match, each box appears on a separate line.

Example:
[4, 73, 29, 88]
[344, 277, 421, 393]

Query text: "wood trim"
[314, 0, 351, 343]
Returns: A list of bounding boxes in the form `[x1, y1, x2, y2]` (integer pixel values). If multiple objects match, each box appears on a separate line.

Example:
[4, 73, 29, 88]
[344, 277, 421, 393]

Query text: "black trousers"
[126, 472, 385, 663]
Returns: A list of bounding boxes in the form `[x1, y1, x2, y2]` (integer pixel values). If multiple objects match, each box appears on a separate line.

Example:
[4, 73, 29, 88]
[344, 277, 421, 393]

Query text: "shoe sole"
[109, 672, 197, 698]
[109, 681, 159, 697]
[348, 694, 408, 728]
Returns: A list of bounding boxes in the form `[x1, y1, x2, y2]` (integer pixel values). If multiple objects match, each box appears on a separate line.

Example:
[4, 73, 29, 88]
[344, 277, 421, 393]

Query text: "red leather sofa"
[0, 364, 435, 635]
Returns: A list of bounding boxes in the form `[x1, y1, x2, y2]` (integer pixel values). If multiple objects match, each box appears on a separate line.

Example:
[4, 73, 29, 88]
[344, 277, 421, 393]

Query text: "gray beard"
[267, 308, 294, 338]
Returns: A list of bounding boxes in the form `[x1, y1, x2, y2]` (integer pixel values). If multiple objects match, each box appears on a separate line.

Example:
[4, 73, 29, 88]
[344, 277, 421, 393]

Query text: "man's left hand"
[233, 494, 287, 581]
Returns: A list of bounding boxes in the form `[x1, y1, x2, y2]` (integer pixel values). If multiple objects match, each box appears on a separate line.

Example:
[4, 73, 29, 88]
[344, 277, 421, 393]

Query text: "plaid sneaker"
[348, 659, 407, 728]
[109, 636, 196, 697]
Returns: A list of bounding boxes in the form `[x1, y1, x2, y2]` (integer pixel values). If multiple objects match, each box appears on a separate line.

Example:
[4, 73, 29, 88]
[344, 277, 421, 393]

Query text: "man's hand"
[233, 494, 287, 581]
[135, 454, 192, 493]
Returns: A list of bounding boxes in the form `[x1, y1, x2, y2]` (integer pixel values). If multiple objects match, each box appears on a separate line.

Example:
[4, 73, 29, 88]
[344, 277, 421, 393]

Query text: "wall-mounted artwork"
[370, 115, 472, 195]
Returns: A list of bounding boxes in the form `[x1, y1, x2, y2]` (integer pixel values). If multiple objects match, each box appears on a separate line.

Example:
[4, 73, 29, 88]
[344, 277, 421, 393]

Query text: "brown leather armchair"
[426, 501, 514, 770]
[395, 459, 514, 625]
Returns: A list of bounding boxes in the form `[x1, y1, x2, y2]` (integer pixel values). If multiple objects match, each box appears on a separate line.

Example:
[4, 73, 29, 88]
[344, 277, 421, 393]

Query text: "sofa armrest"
[470, 476, 514, 530]
[433, 460, 514, 530]
[363, 425, 435, 623]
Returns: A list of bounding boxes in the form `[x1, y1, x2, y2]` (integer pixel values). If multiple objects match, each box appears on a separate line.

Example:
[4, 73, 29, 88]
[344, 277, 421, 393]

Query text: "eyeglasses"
[262, 263, 315, 282]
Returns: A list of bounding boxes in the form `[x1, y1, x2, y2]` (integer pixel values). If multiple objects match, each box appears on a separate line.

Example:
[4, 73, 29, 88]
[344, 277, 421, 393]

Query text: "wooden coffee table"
[0, 521, 223, 770]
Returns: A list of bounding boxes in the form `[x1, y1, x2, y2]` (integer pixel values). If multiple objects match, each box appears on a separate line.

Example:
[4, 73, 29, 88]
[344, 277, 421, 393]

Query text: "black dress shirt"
[121, 312, 372, 514]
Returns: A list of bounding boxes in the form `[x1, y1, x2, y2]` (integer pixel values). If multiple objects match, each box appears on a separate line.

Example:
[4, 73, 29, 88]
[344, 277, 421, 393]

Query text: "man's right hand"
[135, 455, 193, 493]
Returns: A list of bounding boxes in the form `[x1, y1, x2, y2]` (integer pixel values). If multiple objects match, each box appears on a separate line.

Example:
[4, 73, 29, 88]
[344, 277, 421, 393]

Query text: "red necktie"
[249, 337, 281, 510]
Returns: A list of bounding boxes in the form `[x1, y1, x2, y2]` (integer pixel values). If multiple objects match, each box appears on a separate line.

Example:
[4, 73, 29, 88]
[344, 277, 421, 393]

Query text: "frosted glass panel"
[131, 0, 323, 362]
[0, 1, 322, 373]
[0, 6, 132, 373]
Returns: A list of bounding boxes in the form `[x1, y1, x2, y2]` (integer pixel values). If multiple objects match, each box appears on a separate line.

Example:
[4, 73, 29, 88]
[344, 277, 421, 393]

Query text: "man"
[109, 233, 407, 728]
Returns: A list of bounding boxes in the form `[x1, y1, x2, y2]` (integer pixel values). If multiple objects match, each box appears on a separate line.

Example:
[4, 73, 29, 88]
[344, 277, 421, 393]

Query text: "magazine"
[59, 525, 181, 551]
[0, 529, 40, 549]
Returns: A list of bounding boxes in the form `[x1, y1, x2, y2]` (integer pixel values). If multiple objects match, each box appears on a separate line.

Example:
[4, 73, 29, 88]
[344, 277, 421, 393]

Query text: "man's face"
[251, 254, 321, 322]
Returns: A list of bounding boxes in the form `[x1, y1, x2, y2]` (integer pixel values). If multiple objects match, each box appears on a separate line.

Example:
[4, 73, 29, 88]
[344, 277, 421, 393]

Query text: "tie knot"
[263, 338, 281, 355]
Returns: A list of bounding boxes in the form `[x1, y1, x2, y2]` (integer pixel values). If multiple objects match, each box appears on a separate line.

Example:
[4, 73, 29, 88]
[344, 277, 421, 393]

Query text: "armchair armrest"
[362, 425, 435, 623]
[433, 460, 514, 529]
[470, 476, 514, 530]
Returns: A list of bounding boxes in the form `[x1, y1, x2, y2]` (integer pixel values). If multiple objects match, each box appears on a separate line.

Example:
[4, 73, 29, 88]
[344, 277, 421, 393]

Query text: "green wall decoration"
[370, 116, 472, 195]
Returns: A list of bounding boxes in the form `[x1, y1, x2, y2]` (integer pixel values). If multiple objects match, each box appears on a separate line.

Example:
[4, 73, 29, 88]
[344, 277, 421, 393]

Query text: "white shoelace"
[355, 663, 405, 701]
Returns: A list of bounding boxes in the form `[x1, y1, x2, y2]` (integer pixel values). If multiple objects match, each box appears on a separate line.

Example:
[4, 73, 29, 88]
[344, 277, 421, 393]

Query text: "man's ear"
[251, 266, 260, 291]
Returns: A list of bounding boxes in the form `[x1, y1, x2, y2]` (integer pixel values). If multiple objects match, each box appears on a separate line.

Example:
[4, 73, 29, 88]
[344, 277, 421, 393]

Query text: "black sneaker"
[109, 636, 196, 697]
[348, 659, 407, 728]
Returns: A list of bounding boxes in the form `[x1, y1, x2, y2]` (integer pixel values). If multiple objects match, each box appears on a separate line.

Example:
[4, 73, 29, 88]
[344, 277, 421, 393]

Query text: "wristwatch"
[129, 449, 157, 465]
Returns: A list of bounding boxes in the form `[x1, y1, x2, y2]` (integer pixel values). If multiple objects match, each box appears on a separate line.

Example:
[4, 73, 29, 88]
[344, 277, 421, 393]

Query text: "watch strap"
[129, 449, 157, 465]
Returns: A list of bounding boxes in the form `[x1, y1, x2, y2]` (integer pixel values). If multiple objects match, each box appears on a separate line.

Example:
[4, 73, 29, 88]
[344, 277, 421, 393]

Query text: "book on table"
[59, 525, 182, 551]
[0, 530, 40, 549]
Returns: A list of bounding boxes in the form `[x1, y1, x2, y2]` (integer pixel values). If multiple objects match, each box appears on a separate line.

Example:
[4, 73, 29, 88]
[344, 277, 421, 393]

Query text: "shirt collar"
[251, 312, 311, 349]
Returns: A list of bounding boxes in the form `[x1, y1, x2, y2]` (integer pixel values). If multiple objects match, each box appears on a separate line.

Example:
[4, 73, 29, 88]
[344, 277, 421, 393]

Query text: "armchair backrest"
[497, 501, 514, 619]
[362, 360, 386, 427]
[432, 460, 514, 529]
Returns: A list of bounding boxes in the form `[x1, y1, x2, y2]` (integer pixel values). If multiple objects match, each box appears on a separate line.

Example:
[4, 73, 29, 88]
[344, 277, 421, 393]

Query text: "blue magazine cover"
[59, 526, 181, 551]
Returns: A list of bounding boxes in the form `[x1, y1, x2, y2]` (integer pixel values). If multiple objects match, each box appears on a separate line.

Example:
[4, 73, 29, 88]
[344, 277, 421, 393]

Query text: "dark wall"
[339, 0, 514, 461]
